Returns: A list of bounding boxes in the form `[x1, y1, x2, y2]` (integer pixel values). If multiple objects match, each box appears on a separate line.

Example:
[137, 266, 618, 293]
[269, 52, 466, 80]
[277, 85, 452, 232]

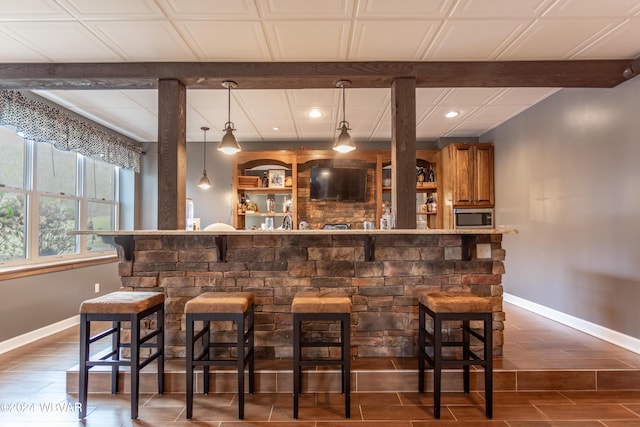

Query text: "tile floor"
[1, 302, 640, 426]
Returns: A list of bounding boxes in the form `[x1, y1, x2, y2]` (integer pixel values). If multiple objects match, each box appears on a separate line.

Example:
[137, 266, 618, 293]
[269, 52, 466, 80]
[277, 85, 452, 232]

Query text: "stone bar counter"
[78, 229, 517, 358]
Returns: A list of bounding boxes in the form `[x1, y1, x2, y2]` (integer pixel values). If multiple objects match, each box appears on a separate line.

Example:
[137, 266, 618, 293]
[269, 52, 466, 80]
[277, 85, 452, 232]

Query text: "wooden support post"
[391, 77, 416, 229]
[157, 79, 187, 230]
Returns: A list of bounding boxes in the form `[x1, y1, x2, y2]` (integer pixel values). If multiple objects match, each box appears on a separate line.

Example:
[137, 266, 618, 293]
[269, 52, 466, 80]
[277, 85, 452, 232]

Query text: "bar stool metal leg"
[78, 315, 90, 419]
[292, 313, 301, 419]
[484, 313, 493, 419]
[185, 315, 195, 420]
[342, 313, 351, 419]
[433, 314, 442, 419]
[237, 312, 245, 420]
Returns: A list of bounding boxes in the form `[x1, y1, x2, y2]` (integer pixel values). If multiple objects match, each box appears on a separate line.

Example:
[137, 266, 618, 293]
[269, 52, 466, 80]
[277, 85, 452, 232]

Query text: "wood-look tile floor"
[2, 302, 640, 426]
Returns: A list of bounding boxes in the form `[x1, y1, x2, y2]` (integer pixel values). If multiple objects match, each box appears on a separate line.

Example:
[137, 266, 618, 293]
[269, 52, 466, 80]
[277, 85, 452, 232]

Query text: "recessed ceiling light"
[445, 111, 460, 118]
[272, 127, 280, 131]
[308, 108, 322, 118]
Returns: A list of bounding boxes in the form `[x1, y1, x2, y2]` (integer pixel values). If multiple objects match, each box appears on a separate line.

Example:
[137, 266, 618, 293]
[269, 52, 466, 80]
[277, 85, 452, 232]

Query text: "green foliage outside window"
[0, 191, 26, 261]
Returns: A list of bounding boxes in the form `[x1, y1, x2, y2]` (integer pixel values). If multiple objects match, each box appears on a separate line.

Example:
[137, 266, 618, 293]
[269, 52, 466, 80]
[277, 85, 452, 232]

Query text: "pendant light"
[197, 126, 212, 189]
[333, 79, 356, 153]
[218, 80, 242, 155]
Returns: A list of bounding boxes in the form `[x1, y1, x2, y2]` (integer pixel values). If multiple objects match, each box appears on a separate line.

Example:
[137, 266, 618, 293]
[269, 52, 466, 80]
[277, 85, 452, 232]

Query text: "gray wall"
[0, 263, 120, 342]
[483, 76, 640, 339]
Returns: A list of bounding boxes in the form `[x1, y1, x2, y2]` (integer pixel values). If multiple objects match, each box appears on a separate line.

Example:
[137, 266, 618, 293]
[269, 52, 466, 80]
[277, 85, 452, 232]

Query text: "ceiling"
[2, 0, 640, 144]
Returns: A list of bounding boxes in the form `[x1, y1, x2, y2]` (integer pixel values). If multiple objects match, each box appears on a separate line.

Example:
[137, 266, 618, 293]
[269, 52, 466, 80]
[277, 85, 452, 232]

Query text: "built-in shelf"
[238, 187, 292, 193]
[382, 183, 437, 192]
[239, 212, 290, 217]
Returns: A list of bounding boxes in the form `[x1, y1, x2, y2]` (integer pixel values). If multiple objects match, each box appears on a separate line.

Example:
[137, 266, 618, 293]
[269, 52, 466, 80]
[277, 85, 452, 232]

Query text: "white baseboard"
[504, 293, 640, 355]
[0, 315, 80, 355]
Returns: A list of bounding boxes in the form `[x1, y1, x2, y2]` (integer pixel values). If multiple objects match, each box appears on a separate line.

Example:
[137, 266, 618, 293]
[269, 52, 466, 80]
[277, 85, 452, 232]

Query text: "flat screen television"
[309, 166, 367, 202]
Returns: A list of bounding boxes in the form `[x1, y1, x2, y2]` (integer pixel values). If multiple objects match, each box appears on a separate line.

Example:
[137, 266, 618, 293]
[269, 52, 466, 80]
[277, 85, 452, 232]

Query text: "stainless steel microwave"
[454, 208, 494, 229]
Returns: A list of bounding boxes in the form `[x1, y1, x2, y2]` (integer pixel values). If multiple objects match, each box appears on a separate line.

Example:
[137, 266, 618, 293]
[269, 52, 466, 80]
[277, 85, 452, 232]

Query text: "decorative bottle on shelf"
[427, 165, 435, 182]
[262, 171, 269, 188]
[416, 167, 426, 186]
[380, 201, 394, 229]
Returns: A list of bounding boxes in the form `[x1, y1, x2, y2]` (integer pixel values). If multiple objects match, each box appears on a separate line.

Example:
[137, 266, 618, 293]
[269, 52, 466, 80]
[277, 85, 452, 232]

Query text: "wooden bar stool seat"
[78, 291, 165, 420]
[418, 291, 493, 419]
[185, 292, 255, 420]
[292, 294, 351, 419]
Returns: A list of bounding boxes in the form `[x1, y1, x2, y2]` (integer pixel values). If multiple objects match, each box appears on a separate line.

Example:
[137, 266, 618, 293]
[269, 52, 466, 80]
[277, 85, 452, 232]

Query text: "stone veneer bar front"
[83, 229, 516, 359]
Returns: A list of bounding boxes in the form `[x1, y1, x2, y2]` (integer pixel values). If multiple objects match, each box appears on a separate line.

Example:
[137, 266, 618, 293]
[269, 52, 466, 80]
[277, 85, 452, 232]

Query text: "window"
[0, 126, 119, 266]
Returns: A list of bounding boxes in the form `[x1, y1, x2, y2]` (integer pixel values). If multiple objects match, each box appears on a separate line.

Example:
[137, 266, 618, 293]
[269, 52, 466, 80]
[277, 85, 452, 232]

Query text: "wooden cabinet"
[446, 143, 494, 207]
[441, 143, 494, 228]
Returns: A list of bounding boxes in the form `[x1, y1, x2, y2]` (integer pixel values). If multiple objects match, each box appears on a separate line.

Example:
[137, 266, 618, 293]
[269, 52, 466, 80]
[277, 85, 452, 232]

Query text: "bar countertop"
[72, 228, 518, 236]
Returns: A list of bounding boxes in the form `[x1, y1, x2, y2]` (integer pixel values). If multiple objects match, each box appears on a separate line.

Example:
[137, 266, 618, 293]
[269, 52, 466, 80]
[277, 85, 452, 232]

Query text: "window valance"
[0, 90, 142, 172]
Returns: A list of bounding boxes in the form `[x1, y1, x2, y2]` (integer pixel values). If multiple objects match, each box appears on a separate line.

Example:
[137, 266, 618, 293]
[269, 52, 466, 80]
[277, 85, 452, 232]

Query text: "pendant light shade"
[197, 126, 212, 189]
[218, 80, 241, 155]
[333, 79, 356, 153]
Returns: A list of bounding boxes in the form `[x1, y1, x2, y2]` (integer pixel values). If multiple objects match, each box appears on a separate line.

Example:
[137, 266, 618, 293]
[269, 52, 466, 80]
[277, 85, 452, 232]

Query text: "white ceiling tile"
[425, 20, 528, 60]
[416, 88, 450, 106]
[187, 89, 227, 110]
[572, 18, 640, 58]
[544, 0, 640, 17]
[470, 105, 528, 122]
[3, 22, 121, 61]
[345, 88, 389, 106]
[265, 21, 350, 60]
[244, 107, 294, 126]
[74, 106, 157, 140]
[178, 21, 271, 60]
[0, 30, 49, 61]
[290, 89, 336, 107]
[447, 120, 496, 136]
[451, 0, 554, 18]
[0, 0, 72, 19]
[297, 119, 336, 136]
[157, 0, 259, 19]
[121, 90, 158, 113]
[56, 0, 165, 18]
[37, 90, 144, 109]
[351, 21, 438, 60]
[358, 0, 453, 19]
[259, 0, 354, 19]
[489, 88, 559, 106]
[235, 90, 289, 107]
[501, 19, 623, 59]
[440, 88, 503, 106]
[89, 21, 196, 60]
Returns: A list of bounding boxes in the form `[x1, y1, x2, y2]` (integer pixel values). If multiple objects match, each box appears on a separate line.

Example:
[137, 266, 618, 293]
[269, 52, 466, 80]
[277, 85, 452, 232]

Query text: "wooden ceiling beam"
[0, 60, 635, 90]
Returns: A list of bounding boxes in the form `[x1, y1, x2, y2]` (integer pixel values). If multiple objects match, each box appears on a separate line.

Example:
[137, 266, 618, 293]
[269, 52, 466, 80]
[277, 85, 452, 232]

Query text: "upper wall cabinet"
[443, 143, 494, 208]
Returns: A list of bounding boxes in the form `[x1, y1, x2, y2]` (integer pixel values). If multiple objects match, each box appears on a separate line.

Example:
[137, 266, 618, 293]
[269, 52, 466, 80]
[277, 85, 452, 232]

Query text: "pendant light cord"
[342, 84, 346, 124]
[202, 128, 207, 170]
[227, 85, 231, 124]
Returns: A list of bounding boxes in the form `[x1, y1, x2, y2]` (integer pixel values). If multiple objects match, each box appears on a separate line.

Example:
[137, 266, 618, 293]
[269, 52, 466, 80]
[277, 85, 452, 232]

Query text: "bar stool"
[292, 294, 351, 419]
[78, 291, 165, 420]
[418, 291, 493, 419]
[185, 292, 255, 420]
